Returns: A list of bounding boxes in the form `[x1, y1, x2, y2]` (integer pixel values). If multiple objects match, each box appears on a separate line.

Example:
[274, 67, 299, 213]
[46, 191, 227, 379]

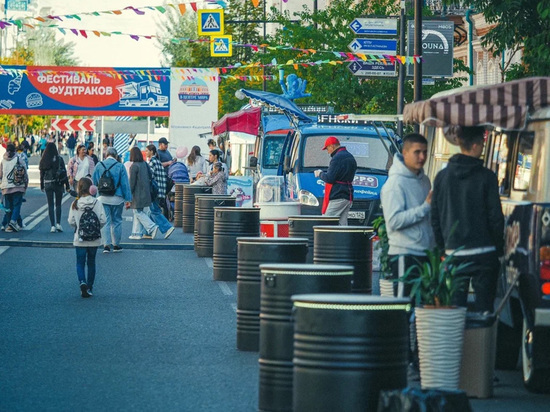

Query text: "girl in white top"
[186, 145, 208, 182]
[67, 144, 95, 190]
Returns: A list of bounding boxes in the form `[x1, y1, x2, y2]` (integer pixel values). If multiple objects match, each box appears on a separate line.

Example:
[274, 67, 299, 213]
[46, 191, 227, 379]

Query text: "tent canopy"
[403, 77, 550, 130]
[211, 106, 261, 136]
[236, 89, 313, 123]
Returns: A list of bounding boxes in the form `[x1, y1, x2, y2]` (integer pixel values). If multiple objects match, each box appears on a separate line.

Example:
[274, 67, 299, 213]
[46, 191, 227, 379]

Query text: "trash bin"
[459, 312, 497, 398]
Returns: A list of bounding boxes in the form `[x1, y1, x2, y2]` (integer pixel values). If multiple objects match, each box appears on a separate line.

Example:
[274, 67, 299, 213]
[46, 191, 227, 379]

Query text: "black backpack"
[97, 161, 117, 196]
[78, 200, 101, 242]
[7, 157, 26, 186]
[54, 157, 67, 185]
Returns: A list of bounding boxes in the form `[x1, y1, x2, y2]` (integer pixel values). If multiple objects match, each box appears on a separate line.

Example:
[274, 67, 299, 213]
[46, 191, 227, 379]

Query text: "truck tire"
[495, 320, 521, 370]
[522, 319, 550, 393]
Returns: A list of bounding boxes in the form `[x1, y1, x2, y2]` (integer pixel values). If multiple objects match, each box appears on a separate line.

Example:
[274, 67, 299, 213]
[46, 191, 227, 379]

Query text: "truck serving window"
[513, 133, 534, 192]
[302, 134, 389, 171]
[262, 135, 285, 168]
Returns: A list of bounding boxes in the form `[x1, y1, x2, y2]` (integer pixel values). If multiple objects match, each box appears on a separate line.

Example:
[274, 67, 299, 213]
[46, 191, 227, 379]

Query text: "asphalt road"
[1, 183, 549, 411]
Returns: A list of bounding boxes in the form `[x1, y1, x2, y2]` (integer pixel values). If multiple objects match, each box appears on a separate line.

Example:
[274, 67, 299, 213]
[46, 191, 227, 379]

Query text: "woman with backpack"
[0, 143, 28, 232]
[67, 144, 95, 191]
[68, 178, 106, 298]
[40, 142, 70, 233]
[128, 147, 159, 240]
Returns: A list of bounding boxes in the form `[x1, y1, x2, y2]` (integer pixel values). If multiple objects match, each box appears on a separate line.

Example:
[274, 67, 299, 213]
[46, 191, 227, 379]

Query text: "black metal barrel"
[196, 195, 236, 257]
[194, 194, 221, 252]
[259, 264, 354, 412]
[292, 294, 411, 412]
[182, 185, 212, 233]
[173, 183, 185, 228]
[213, 207, 260, 281]
[237, 238, 309, 352]
[288, 215, 340, 263]
[313, 226, 374, 293]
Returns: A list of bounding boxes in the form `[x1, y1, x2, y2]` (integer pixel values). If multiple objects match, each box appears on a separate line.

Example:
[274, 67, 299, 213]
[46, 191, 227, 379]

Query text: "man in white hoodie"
[380, 133, 435, 290]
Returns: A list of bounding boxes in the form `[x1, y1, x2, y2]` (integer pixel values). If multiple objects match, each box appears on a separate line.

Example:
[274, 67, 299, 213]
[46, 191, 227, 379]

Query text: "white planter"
[415, 306, 467, 390]
[379, 278, 395, 297]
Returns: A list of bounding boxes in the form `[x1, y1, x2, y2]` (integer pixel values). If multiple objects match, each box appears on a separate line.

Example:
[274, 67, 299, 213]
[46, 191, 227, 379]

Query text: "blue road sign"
[347, 60, 397, 77]
[198, 9, 224, 36]
[349, 18, 398, 36]
[348, 38, 397, 55]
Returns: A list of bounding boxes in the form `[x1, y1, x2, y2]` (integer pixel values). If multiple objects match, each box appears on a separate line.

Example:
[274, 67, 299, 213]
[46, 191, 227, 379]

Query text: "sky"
[21, 0, 178, 67]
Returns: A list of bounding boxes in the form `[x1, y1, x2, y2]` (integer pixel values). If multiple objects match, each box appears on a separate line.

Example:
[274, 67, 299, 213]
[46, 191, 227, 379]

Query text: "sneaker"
[1, 225, 4, 231]
[103, 246, 111, 253]
[164, 226, 175, 239]
[56, 224, 63, 232]
[80, 282, 90, 298]
[87, 289, 93, 297]
[129, 235, 141, 240]
[150, 226, 159, 240]
[5, 226, 14, 233]
[113, 245, 123, 252]
[142, 234, 153, 240]
[9, 221, 20, 232]
[50, 226, 56, 233]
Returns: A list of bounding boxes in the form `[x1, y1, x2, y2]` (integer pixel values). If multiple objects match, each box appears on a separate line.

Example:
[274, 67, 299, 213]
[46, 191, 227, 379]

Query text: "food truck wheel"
[522, 320, 550, 393]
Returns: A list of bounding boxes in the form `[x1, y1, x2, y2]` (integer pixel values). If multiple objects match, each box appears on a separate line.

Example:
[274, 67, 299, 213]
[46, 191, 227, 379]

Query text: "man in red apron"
[314, 136, 357, 225]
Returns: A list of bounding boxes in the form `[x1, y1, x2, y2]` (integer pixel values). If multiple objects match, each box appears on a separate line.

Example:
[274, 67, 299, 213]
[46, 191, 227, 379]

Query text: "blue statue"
[279, 69, 311, 101]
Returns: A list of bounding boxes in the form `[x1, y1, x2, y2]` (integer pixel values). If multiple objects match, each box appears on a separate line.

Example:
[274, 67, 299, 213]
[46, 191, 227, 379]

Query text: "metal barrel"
[182, 185, 212, 233]
[291, 294, 411, 412]
[173, 183, 185, 228]
[313, 226, 374, 293]
[195, 195, 236, 257]
[258, 264, 354, 412]
[194, 194, 223, 252]
[213, 207, 260, 281]
[236, 238, 309, 352]
[288, 215, 340, 263]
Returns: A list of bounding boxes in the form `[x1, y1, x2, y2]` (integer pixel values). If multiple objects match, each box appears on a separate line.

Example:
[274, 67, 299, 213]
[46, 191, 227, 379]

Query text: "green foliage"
[456, 0, 550, 77]
[372, 216, 391, 278]
[399, 247, 470, 307]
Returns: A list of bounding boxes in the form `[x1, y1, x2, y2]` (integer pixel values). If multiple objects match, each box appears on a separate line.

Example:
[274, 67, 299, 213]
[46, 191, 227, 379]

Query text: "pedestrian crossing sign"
[211, 35, 232, 57]
[198, 9, 224, 36]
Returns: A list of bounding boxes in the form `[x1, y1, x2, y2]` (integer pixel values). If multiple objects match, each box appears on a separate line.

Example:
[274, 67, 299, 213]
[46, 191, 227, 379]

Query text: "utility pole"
[413, 0, 423, 132]
[397, 0, 406, 137]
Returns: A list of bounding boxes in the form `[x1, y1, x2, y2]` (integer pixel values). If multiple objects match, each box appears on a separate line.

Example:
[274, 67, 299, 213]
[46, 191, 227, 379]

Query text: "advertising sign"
[349, 18, 398, 36]
[347, 60, 396, 77]
[407, 20, 454, 77]
[169, 68, 219, 152]
[0, 66, 170, 116]
[348, 38, 397, 55]
[228, 176, 254, 208]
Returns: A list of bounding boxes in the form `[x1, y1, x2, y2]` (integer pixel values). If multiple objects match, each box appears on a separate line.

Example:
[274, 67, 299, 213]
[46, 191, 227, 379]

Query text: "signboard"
[6, 0, 29, 11]
[407, 20, 454, 77]
[348, 38, 397, 55]
[198, 9, 224, 36]
[349, 18, 398, 36]
[0, 66, 171, 116]
[228, 176, 254, 207]
[51, 119, 95, 132]
[211, 35, 232, 57]
[347, 60, 397, 77]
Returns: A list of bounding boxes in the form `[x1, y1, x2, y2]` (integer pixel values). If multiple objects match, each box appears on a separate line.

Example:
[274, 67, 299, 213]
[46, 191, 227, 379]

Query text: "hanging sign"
[211, 35, 232, 57]
[347, 60, 397, 77]
[349, 18, 398, 36]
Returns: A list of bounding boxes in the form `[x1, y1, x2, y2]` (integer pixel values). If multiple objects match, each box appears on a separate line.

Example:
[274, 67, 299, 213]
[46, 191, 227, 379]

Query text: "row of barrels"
[182, 184, 410, 411]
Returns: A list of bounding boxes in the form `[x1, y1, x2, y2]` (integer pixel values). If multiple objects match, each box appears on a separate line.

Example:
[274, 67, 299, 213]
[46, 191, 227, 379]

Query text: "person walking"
[39, 142, 70, 233]
[68, 178, 107, 298]
[380, 133, 434, 289]
[67, 144, 95, 191]
[128, 147, 159, 240]
[38, 135, 47, 156]
[87, 142, 99, 165]
[431, 126, 504, 313]
[92, 147, 132, 253]
[313, 136, 357, 225]
[145, 144, 175, 239]
[0, 143, 28, 232]
[157, 137, 175, 171]
[186, 145, 207, 182]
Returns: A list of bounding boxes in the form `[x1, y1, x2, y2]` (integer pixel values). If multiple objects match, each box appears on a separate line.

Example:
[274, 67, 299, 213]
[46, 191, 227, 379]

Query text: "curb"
[0, 240, 194, 250]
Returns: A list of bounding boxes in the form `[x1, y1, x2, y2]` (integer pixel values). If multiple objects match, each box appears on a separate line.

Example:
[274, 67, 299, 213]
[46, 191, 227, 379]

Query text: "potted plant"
[400, 247, 470, 390]
[372, 216, 394, 297]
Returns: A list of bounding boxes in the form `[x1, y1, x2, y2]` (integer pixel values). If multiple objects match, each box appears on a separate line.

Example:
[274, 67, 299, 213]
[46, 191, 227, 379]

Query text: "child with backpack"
[68, 178, 106, 298]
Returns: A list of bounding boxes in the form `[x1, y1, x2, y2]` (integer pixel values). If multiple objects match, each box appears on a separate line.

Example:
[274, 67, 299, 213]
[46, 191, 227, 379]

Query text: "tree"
[455, 0, 550, 78]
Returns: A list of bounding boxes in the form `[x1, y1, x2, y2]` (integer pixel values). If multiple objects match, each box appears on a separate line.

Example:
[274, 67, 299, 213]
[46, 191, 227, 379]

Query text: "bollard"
[182, 185, 211, 233]
[288, 216, 340, 263]
[196, 195, 236, 257]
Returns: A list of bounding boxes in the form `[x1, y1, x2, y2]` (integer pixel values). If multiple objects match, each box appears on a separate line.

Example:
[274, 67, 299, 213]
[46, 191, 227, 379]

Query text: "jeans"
[149, 199, 172, 234]
[68, 148, 75, 158]
[324, 199, 352, 225]
[132, 208, 157, 236]
[76, 246, 98, 288]
[45, 185, 64, 226]
[3, 192, 24, 225]
[101, 202, 124, 247]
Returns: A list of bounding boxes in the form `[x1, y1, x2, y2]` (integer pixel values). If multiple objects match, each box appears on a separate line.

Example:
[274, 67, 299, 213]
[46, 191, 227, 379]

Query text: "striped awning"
[403, 77, 550, 130]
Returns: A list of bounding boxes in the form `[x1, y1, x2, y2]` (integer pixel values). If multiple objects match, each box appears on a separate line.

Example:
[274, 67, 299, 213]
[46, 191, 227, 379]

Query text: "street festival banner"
[0, 66, 171, 116]
[169, 68, 219, 151]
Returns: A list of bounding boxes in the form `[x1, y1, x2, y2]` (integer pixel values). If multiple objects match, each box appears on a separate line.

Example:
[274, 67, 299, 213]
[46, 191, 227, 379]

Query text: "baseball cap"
[158, 137, 169, 145]
[322, 136, 340, 150]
